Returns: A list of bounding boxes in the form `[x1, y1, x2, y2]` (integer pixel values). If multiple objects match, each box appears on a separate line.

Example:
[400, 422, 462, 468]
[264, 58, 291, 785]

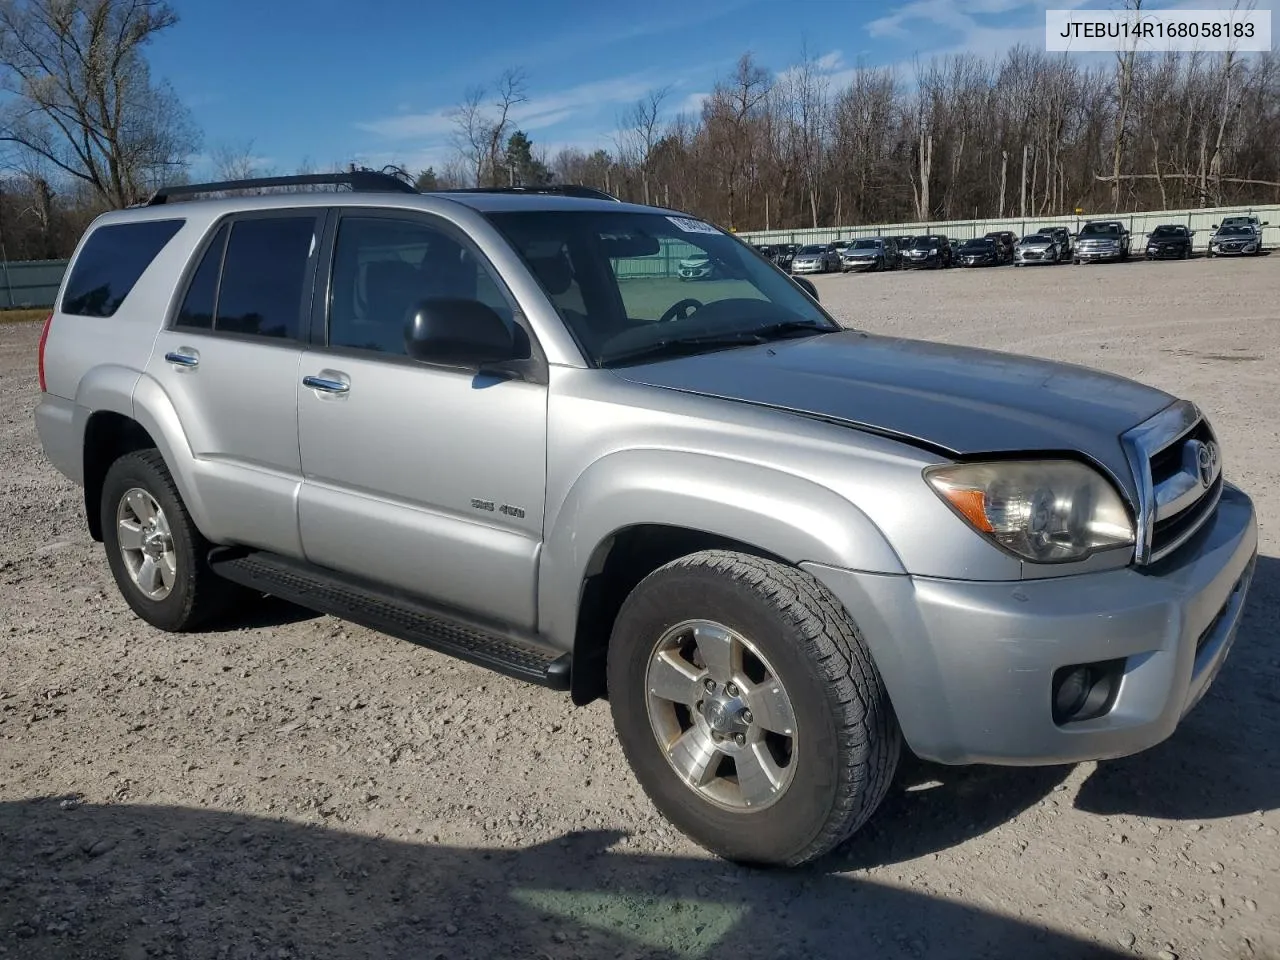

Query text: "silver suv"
[34, 173, 1258, 867]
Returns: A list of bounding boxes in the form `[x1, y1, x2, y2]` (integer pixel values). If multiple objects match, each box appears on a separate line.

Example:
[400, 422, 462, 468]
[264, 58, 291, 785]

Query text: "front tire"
[607, 550, 900, 867]
[101, 450, 244, 632]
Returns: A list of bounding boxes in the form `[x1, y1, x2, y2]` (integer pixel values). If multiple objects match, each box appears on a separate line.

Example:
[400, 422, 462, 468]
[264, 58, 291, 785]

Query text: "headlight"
[927, 249, 937, 256]
[925, 460, 1133, 563]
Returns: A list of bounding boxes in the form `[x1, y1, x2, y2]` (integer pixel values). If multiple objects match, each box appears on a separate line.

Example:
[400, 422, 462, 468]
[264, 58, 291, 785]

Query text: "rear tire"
[101, 450, 247, 632]
[607, 550, 900, 867]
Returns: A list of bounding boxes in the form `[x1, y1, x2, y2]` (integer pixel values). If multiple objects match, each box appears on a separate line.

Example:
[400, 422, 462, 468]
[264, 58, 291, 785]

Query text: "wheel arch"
[538, 450, 905, 706]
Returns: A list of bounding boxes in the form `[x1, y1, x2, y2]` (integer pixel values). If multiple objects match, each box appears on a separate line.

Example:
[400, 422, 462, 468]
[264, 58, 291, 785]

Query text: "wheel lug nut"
[734, 733, 746, 746]
[703, 679, 716, 693]
[726, 683, 739, 697]
[741, 710, 753, 724]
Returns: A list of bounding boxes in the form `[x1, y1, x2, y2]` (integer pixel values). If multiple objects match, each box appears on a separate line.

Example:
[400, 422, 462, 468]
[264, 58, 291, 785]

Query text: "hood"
[612, 330, 1174, 495]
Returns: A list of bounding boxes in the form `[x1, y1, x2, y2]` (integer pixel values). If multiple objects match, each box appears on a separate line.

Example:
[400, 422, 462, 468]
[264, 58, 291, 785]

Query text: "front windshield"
[1218, 226, 1251, 237]
[908, 237, 939, 249]
[1080, 223, 1119, 236]
[961, 239, 993, 250]
[1152, 227, 1184, 237]
[798, 244, 825, 255]
[1020, 235, 1051, 244]
[486, 210, 837, 367]
[851, 239, 879, 249]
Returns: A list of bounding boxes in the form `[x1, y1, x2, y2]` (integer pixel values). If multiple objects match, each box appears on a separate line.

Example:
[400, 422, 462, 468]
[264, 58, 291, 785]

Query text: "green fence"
[0, 258, 69, 309]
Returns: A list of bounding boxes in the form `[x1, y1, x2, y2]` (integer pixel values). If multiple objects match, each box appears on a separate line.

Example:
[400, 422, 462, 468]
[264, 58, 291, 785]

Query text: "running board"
[207, 548, 571, 690]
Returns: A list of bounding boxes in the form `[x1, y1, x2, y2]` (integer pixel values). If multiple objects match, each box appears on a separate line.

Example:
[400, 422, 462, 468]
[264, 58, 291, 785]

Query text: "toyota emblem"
[1193, 440, 1219, 488]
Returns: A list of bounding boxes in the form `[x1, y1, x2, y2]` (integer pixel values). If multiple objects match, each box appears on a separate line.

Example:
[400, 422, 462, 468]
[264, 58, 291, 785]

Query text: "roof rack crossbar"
[146, 171, 418, 205]
[433, 184, 622, 202]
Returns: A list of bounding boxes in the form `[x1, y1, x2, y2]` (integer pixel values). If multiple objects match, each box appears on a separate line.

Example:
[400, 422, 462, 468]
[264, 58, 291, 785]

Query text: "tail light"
[37, 312, 53, 393]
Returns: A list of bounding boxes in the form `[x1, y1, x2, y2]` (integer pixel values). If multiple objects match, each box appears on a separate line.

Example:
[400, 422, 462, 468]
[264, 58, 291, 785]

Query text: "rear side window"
[172, 215, 316, 340]
[175, 224, 228, 329]
[217, 218, 315, 340]
[61, 219, 185, 317]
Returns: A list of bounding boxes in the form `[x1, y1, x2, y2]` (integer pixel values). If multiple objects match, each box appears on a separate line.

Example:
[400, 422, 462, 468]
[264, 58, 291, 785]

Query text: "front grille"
[1122, 402, 1222, 565]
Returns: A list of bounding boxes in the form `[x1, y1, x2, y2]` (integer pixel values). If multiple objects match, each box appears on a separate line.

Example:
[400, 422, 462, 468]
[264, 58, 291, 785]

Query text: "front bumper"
[1146, 245, 1187, 259]
[901, 256, 940, 268]
[1076, 246, 1124, 261]
[804, 483, 1257, 766]
[791, 261, 824, 273]
[842, 258, 880, 271]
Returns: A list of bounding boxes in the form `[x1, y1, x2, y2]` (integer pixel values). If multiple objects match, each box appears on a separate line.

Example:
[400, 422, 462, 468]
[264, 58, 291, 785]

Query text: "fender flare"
[537, 448, 905, 650]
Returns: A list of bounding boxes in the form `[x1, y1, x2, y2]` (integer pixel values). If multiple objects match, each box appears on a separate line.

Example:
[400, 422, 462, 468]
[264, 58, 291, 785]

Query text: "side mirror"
[793, 276, 819, 302]
[1263, 221, 1270, 226]
[1212, 224, 1219, 229]
[405, 298, 521, 367]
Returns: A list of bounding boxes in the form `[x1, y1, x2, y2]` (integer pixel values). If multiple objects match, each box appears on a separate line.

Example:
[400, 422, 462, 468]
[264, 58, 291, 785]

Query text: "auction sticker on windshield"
[666, 216, 721, 235]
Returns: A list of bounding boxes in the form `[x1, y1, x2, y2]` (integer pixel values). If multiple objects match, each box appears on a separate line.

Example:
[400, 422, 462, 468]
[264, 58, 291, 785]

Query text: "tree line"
[0, 0, 1277, 261]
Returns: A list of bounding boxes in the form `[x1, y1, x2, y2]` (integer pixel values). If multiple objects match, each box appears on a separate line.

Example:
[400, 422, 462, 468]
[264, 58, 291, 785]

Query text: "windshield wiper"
[745, 319, 836, 339]
[600, 332, 769, 367]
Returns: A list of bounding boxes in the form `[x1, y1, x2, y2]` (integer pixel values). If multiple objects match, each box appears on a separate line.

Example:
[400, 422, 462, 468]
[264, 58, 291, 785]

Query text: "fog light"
[1053, 667, 1090, 721]
[1051, 659, 1125, 725]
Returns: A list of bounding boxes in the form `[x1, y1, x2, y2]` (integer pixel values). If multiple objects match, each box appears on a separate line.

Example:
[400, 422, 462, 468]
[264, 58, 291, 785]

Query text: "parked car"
[841, 237, 899, 272]
[790, 242, 841, 274]
[1073, 221, 1131, 263]
[892, 235, 917, 254]
[678, 252, 718, 280]
[1144, 225, 1194, 260]
[1035, 227, 1073, 263]
[1207, 225, 1262, 257]
[1014, 233, 1062, 266]
[774, 244, 798, 272]
[33, 172, 1257, 869]
[955, 237, 1001, 267]
[1213, 215, 1267, 243]
[983, 231, 1016, 264]
[901, 235, 951, 269]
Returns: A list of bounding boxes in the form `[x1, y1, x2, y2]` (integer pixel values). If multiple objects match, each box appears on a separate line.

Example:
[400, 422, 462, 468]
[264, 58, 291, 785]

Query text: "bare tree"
[617, 85, 671, 205]
[0, 0, 199, 207]
[447, 68, 528, 188]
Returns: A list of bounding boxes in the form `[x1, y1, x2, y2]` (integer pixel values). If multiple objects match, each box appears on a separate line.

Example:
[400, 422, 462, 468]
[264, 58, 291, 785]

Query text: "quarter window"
[62, 219, 185, 317]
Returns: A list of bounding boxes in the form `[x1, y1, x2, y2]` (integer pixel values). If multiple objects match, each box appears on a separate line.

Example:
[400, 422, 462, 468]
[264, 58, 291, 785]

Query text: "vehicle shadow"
[203, 593, 319, 632]
[0, 800, 1129, 960]
[841, 752, 1070, 869]
[1075, 554, 1280, 821]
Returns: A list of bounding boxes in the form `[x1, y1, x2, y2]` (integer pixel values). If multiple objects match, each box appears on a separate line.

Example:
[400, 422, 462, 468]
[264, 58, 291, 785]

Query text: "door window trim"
[308, 207, 548, 381]
[166, 208, 329, 347]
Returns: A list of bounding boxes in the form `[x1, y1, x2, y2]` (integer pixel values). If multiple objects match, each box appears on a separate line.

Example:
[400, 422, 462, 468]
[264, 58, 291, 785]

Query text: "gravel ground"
[2, 256, 1279, 960]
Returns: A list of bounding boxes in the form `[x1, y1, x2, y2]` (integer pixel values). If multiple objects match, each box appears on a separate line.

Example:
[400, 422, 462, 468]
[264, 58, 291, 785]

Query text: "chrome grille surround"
[1121, 400, 1224, 565]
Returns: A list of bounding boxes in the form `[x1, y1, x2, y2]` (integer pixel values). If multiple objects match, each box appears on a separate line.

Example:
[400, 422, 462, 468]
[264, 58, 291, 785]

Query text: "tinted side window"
[175, 224, 229, 330]
[62, 219, 185, 317]
[216, 217, 316, 340]
[328, 216, 515, 356]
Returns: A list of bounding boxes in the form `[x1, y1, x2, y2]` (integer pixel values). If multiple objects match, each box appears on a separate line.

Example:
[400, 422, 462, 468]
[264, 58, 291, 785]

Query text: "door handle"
[164, 350, 199, 368]
[303, 374, 350, 395]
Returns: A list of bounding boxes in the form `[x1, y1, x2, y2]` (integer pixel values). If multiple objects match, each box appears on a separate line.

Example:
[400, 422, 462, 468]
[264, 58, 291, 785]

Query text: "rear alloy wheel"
[608, 550, 900, 866]
[102, 449, 247, 631]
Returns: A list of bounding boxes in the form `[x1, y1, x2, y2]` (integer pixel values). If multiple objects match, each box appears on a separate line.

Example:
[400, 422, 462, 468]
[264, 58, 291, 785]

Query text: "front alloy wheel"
[608, 550, 900, 866]
[646, 619, 797, 811]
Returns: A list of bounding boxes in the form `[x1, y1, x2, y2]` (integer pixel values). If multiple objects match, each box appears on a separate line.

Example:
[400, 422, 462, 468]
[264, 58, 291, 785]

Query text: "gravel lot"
[2, 256, 1279, 960]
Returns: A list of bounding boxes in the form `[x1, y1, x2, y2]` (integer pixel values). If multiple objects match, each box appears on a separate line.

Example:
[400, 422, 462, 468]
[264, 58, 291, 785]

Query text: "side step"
[207, 548, 571, 690]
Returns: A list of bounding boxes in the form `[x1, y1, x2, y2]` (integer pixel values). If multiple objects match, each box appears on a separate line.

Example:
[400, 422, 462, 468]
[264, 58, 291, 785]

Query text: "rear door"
[147, 210, 325, 556]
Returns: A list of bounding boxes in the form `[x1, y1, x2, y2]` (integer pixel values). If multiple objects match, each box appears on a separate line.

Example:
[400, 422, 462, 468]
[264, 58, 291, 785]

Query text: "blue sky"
[150, 0, 1274, 178]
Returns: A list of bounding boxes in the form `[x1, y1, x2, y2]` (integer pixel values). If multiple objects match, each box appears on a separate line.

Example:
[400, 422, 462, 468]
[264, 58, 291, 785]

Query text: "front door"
[147, 211, 323, 556]
[296, 210, 547, 629]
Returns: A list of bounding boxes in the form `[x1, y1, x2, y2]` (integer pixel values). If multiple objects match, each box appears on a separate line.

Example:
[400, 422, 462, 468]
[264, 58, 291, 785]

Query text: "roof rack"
[433, 184, 622, 202]
[145, 171, 418, 205]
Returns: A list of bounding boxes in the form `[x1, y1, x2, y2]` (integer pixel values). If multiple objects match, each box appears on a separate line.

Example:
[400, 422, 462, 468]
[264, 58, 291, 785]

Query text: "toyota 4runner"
[34, 173, 1258, 867]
